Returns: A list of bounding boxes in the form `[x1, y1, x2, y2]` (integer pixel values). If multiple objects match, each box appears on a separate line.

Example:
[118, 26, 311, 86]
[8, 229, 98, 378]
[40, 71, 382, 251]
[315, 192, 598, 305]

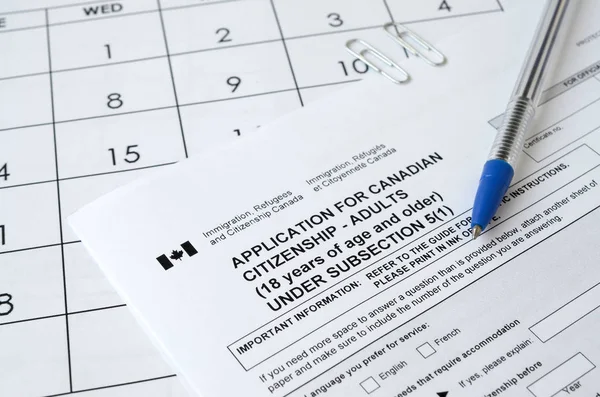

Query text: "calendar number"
[0, 293, 13, 316]
[439, 0, 452, 12]
[0, 163, 9, 181]
[107, 93, 123, 109]
[227, 76, 241, 93]
[234, 129, 241, 136]
[327, 13, 343, 27]
[0, 224, 4, 245]
[108, 145, 140, 166]
[216, 28, 232, 43]
[338, 60, 369, 76]
[104, 44, 112, 59]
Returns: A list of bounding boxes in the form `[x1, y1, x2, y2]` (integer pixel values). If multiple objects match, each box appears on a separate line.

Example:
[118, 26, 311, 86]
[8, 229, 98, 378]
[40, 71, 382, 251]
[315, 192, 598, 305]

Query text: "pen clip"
[383, 23, 446, 66]
[345, 39, 410, 84]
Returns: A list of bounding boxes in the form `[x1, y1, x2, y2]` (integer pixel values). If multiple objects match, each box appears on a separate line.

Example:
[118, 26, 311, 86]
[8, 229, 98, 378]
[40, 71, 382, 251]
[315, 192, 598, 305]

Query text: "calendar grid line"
[0, 161, 175, 192]
[0, 8, 507, 85]
[60, 161, 177, 181]
[0, 242, 63, 256]
[0, 0, 240, 28]
[169, 38, 283, 58]
[48, 9, 158, 27]
[0, 25, 48, 34]
[269, 0, 303, 106]
[159, 0, 239, 13]
[0, 240, 88, 255]
[284, 24, 388, 42]
[0, 11, 505, 87]
[0, 1, 505, 38]
[0, 70, 49, 82]
[0, 31, 339, 81]
[0, 0, 113, 16]
[0, 239, 80, 257]
[0, 303, 128, 328]
[68, 303, 127, 316]
[0, 240, 82, 258]
[157, 0, 188, 158]
[399, 7, 505, 25]
[0, 179, 56, 191]
[0, 122, 53, 132]
[0, 18, 392, 44]
[54, 55, 167, 74]
[45, 9, 73, 392]
[0, 38, 284, 81]
[0, 312, 65, 327]
[45, 374, 178, 397]
[182, 87, 296, 107]
[1, 80, 361, 134]
[55, 106, 175, 125]
[0, 0, 238, 16]
[285, 9, 505, 42]
[178, 79, 353, 105]
[301, 78, 362, 90]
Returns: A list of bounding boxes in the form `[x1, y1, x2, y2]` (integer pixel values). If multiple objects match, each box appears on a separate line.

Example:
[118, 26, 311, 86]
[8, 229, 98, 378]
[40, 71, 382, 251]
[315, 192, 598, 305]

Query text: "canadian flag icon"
[156, 241, 198, 270]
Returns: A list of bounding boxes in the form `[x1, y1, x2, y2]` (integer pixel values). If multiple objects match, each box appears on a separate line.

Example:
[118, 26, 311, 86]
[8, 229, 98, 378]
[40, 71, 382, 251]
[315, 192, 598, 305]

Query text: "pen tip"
[472, 225, 482, 240]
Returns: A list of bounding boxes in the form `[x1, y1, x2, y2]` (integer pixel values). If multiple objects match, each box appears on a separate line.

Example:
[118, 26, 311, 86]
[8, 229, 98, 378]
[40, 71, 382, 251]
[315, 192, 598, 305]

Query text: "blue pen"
[471, 0, 571, 239]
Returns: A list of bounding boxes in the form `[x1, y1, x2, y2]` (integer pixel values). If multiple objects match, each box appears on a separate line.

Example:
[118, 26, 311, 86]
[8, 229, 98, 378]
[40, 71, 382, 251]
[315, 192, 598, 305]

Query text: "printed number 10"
[338, 60, 369, 76]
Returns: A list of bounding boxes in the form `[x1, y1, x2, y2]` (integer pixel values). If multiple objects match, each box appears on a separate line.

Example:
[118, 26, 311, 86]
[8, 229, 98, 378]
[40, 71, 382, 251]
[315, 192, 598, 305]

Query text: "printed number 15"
[108, 145, 140, 166]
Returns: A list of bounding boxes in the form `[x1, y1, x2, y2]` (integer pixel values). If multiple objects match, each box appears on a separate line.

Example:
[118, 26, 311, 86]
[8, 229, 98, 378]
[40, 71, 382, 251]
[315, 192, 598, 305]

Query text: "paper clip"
[345, 39, 409, 84]
[383, 23, 446, 66]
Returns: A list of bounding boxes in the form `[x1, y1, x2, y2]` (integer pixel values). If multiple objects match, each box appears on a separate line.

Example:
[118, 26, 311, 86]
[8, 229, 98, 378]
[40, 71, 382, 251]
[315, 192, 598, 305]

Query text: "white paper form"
[70, 2, 600, 397]
[0, 0, 532, 396]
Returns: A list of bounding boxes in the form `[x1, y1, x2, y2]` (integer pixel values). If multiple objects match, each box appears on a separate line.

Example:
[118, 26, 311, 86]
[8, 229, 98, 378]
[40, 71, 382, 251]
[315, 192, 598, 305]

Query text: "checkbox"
[417, 342, 436, 358]
[360, 377, 380, 394]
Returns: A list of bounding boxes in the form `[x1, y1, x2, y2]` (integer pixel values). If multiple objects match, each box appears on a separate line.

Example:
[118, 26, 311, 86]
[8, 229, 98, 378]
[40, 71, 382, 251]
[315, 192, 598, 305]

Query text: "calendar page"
[0, 0, 519, 396]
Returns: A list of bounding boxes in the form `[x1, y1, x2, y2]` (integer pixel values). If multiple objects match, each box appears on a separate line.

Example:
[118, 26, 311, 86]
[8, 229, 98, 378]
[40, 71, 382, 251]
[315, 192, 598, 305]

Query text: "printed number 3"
[328, 13, 343, 27]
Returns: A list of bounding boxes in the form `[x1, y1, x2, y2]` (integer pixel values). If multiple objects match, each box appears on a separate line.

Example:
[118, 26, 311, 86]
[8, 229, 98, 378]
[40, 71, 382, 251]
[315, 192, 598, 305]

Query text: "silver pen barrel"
[488, 0, 570, 167]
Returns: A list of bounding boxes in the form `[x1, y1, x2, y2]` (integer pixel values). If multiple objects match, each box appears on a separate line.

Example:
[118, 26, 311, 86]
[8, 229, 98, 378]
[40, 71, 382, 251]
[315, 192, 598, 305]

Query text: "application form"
[70, 2, 600, 397]
[0, 0, 534, 395]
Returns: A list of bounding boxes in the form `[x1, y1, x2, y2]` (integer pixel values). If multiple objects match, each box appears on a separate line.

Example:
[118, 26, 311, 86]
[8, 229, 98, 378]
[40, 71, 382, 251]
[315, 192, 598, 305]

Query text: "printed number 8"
[107, 93, 123, 109]
[0, 293, 14, 316]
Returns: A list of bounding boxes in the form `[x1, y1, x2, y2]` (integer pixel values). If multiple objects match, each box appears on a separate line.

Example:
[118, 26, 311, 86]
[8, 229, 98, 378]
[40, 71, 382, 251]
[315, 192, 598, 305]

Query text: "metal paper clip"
[383, 23, 446, 66]
[345, 39, 409, 84]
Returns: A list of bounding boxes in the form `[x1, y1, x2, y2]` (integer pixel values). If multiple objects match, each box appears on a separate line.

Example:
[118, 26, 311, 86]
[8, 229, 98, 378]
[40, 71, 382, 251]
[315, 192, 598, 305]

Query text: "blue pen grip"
[471, 159, 514, 230]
